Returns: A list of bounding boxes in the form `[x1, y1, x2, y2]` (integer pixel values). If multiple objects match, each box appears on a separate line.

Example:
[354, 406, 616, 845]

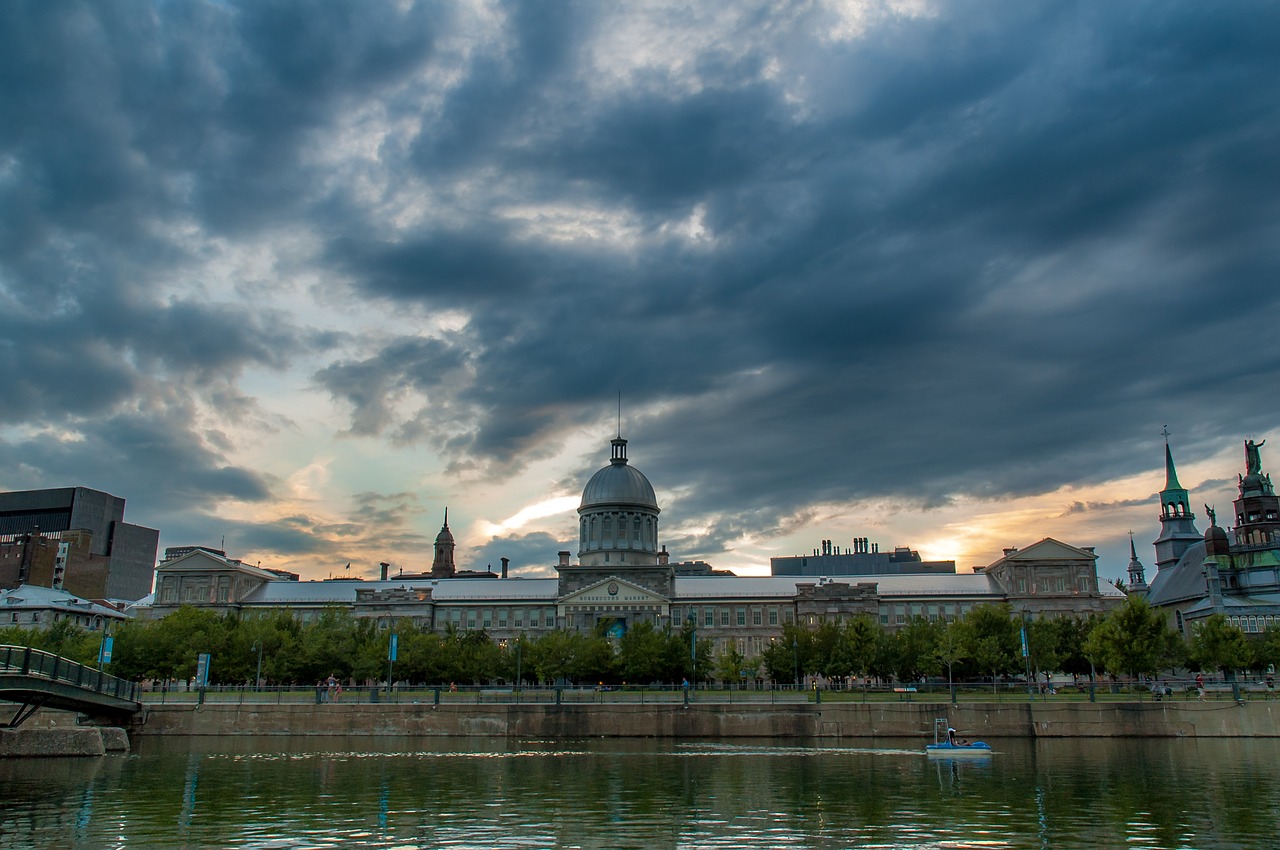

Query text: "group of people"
[316, 675, 343, 702]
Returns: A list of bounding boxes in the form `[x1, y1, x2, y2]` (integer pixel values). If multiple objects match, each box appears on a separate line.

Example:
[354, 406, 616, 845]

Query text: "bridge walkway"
[0, 644, 141, 728]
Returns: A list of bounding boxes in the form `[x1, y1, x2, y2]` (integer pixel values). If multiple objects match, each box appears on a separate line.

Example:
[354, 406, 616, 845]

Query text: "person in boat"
[947, 727, 957, 745]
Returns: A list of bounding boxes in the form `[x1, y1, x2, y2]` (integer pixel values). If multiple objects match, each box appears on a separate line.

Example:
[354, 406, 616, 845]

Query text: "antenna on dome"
[617, 391, 622, 438]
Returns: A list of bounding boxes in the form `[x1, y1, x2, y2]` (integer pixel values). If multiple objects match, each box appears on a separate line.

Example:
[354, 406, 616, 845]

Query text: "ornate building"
[141, 436, 1123, 661]
[1142, 438, 1280, 637]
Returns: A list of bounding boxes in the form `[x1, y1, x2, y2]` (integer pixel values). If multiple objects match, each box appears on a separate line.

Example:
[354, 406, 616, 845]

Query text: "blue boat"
[927, 718, 993, 756]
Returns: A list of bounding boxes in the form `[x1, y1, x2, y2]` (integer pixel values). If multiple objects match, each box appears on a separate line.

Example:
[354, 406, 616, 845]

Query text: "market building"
[139, 436, 1123, 658]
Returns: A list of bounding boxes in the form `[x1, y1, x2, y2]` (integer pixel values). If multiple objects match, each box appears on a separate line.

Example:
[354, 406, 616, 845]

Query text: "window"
[603, 518, 613, 539]
[633, 518, 641, 541]
[752, 609, 762, 626]
[769, 609, 778, 626]
[497, 608, 508, 628]
[1016, 578, 1026, 593]
[514, 610, 524, 628]
[895, 613, 906, 625]
[737, 609, 746, 627]
[720, 610, 730, 627]
[705, 609, 714, 627]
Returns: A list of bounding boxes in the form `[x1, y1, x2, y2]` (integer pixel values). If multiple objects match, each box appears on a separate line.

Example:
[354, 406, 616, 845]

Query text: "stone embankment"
[0, 721, 130, 757]
[132, 700, 1280, 739]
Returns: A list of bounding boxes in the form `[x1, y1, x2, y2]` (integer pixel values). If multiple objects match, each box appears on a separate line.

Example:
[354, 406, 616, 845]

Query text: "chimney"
[558, 551, 571, 567]
[500, 557, 509, 579]
[658, 545, 669, 566]
[379, 562, 389, 581]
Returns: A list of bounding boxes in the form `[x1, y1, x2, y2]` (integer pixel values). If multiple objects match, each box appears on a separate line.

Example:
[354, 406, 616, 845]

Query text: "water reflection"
[1, 737, 1277, 848]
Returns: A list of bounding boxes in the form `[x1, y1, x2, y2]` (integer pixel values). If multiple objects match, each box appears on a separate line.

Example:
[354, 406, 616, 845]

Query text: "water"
[2, 736, 1278, 849]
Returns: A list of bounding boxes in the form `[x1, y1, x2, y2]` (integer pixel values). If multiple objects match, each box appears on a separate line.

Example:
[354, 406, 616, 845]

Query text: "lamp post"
[251, 640, 263, 692]
[515, 640, 523, 695]
[687, 615, 697, 699]
[792, 636, 799, 690]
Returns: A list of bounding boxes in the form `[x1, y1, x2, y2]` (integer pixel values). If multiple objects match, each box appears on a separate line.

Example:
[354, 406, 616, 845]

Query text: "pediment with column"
[558, 576, 670, 612]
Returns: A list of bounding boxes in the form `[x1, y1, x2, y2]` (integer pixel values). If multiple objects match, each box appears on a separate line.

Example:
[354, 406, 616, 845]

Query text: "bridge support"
[4, 695, 49, 729]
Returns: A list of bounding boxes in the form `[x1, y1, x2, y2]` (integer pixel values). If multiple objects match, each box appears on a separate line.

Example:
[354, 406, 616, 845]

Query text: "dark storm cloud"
[0, 405, 272, 531]
[469, 532, 565, 578]
[6, 0, 1280, 569]
[320, 0, 1280, 558]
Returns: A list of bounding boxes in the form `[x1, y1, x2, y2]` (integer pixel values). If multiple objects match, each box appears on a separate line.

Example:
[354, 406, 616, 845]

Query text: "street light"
[792, 636, 799, 690]
[251, 640, 263, 692]
[689, 615, 697, 696]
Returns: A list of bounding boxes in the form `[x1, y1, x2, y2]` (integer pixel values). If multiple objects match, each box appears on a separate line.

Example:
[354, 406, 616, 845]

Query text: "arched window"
[633, 518, 641, 541]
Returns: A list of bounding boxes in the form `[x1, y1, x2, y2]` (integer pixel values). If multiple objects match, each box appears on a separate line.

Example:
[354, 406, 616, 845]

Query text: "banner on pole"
[195, 653, 212, 688]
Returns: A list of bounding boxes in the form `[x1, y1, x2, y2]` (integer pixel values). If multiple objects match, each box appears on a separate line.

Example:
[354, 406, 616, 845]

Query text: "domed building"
[144, 433, 1123, 672]
[577, 437, 661, 569]
[555, 436, 678, 629]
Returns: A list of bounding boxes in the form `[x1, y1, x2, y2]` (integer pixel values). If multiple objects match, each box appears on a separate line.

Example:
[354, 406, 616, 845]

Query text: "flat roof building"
[0, 487, 158, 601]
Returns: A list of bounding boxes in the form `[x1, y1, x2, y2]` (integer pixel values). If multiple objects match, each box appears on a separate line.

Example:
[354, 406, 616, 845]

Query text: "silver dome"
[578, 437, 659, 512]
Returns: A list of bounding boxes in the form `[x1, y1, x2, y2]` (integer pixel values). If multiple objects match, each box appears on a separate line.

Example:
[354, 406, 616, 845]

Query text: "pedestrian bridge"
[0, 644, 141, 728]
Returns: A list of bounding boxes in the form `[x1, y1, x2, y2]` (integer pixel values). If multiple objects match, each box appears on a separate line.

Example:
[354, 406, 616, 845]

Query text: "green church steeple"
[1154, 428, 1200, 571]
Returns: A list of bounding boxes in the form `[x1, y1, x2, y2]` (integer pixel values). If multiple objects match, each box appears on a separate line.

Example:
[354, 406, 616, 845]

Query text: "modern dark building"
[0, 487, 159, 600]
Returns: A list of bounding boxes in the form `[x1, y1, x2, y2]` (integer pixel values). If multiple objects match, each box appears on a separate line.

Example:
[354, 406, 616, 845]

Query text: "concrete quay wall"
[0, 725, 130, 757]
[133, 701, 1280, 739]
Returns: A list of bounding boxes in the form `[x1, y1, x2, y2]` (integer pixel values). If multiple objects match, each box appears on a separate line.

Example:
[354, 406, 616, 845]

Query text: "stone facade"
[138, 437, 1124, 659]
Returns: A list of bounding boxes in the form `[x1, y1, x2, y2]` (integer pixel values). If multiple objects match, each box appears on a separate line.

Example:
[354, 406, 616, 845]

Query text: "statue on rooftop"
[1246, 439, 1266, 476]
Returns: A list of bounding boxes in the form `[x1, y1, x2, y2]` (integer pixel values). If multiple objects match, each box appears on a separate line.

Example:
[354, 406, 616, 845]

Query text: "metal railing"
[0, 644, 139, 704]
[134, 677, 1278, 707]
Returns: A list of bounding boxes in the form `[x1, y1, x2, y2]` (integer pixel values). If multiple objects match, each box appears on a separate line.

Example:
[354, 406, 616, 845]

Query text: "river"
[2, 736, 1278, 849]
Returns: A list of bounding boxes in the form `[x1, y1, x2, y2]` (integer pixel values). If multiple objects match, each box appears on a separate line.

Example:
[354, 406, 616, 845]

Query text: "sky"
[3, 0, 1278, 587]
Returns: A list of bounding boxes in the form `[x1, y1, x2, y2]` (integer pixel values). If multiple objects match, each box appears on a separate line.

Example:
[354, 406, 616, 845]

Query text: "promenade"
[131, 689, 1280, 740]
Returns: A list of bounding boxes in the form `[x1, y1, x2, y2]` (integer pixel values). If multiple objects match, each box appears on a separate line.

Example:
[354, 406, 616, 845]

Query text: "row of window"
[580, 514, 658, 548]
[1014, 576, 1093, 594]
[8, 611, 105, 628]
[1229, 614, 1278, 634]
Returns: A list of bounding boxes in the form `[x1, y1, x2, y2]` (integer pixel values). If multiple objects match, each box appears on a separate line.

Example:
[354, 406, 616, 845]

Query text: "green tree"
[964, 604, 1020, 685]
[844, 616, 882, 682]
[1255, 624, 1280, 675]
[892, 617, 940, 682]
[1188, 614, 1252, 679]
[617, 620, 667, 683]
[1026, 617, 1060, 686]
[714, 643, 746, 686]
[1084, 596, 1175, 680]
[934, 618, 970, 695]
[1053, 615, 1100, 679]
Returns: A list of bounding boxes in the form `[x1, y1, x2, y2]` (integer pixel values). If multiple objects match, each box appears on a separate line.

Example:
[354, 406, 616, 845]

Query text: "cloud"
[3, 0, 1278, 579]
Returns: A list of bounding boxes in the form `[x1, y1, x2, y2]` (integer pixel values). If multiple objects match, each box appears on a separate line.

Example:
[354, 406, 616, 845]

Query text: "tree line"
[2, 597, 1278, 688]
